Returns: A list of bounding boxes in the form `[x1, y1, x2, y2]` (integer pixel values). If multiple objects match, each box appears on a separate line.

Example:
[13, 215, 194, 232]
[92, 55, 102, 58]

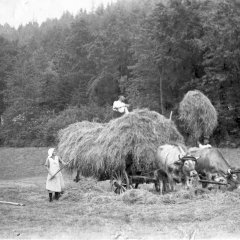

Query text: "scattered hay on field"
[121, 187, 211, 206]
[76, 177, 104, 193]
[61, 180, 112, 204]
[60, 190, 83, 202]
[122, 189, 159, 205]
[58, 109, 184, 179]
[160, 194, 177, 204]
[179, 90, 218, 143]
[159, 187, 212, 204]
[207, 188, 240, 205]
[89, 194, 116, 204]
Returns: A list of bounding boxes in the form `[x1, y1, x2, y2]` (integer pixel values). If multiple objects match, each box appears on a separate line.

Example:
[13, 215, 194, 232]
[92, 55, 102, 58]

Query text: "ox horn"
[174, 155, 183, 165]
[178, 155, 187, 163]
[193, 156, 199, 162]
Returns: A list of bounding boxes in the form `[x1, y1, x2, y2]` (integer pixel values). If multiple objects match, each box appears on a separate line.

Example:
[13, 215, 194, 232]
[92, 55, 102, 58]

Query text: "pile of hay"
[178, 90, 218, 142]
[58, 121, 106, 177]
[57, 109, 184, 179]
[122, 189, 159, 205]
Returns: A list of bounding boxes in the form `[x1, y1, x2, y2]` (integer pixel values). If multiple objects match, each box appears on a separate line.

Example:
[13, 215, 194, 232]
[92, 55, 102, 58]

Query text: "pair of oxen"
[155, 143, 239, 194]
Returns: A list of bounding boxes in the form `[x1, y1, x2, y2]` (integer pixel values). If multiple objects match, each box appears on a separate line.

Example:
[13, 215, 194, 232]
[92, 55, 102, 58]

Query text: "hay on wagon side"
[178, 90, 218, 144]
[57, 109, 184, 179]
[96, 109, 184, 174]
[57, 121, 106, 177]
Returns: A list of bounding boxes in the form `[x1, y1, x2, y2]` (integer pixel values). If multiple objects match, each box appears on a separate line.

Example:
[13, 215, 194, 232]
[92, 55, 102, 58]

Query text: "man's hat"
[119, 95, 126, 101]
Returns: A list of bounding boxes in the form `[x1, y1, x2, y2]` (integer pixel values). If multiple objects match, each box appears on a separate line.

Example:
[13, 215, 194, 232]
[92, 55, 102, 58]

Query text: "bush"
[0, 103, 114, 147]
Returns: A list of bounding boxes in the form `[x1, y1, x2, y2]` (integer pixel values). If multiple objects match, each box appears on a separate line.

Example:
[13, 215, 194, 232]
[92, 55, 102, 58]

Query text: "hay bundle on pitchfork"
[178, 90, 218, 146]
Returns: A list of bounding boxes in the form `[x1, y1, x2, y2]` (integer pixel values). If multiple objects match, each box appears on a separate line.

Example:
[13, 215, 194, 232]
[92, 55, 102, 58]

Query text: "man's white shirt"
[113, 100, 129, 113]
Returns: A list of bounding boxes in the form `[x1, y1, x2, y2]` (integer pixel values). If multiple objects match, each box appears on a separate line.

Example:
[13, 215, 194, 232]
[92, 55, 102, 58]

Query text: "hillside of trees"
[0, 0, 240, 147]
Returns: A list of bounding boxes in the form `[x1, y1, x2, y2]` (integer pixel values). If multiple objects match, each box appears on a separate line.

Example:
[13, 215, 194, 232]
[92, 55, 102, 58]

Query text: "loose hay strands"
[179, 90, 218, 141]
[96, 109, 184, 173]
[57, 109, 184, 178]
[58, 121, 106, 176]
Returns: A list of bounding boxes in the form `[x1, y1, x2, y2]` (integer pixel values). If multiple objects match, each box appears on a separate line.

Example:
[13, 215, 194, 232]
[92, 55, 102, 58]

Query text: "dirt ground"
[1, 147, 240, 240]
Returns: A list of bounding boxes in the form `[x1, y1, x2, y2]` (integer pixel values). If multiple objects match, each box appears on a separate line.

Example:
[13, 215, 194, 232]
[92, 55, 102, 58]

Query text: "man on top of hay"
[112, 95, 129, 118]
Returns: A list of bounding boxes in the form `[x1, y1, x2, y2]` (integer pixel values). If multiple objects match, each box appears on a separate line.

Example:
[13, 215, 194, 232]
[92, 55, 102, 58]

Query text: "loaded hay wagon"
[57, 109, 185, 194]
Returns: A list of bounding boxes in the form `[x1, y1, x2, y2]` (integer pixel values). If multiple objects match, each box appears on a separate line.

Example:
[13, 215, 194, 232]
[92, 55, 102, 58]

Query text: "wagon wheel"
[111, 169, 130, 194]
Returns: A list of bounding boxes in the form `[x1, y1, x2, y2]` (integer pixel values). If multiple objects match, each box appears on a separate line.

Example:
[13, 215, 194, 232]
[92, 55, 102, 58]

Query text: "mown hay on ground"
[58, 109, 184, 178]
[178, 90, 218, 142]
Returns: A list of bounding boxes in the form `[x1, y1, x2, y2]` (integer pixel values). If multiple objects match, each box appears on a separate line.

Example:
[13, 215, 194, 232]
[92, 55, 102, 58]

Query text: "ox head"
[167, 155, 198, 185]
[204, 169, 239, 190]
[225, 169, 239, 188]
[175, 155, 198, 178]
[175, 155, 199, 188]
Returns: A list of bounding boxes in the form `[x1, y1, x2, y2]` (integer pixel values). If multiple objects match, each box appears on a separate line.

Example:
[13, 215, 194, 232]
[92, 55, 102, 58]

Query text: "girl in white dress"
[45, 148, 66, 202]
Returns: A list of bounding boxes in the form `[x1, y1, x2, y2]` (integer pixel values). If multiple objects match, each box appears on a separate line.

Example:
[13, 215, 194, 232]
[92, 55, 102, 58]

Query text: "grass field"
[1, 147, 240, 239]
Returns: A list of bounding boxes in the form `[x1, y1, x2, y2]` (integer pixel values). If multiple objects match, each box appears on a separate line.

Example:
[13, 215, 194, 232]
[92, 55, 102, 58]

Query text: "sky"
[0, 0, 115, 28]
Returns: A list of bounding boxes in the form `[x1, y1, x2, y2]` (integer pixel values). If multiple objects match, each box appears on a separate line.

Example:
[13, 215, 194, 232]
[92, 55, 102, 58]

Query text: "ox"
[155, 144, 198, 193]
[187, 146, 238, 189]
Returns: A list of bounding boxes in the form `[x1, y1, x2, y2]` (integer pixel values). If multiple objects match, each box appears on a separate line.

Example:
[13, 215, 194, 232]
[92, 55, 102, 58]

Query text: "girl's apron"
[46, 156, 65, 192]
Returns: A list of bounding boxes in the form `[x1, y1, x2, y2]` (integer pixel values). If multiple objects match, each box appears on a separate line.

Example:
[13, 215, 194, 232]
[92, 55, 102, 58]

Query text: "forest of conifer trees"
[0, 0, 240, 147]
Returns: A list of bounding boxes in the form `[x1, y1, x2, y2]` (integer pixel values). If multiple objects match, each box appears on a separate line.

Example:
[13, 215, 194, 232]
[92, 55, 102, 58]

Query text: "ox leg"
[154, 170, 169, 194]
[206, 173, 214, 189]
[184, 177, 192, 189]
[160, 176, 169, 194]
[154, 170, 161, 193]
[159, 180, 163, 195]
[199, 173, 208, 188]
[155, 180, 163, 195]
[182, 178, 187, 189]
[169, 179, 175, 192]
[74, 170, 80, 182]
[154, 179, 163, 194]
[163, 179, 168, 193]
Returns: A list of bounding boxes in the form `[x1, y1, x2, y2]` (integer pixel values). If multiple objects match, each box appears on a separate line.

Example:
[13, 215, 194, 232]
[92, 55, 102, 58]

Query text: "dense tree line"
[0, 0, 240, 147]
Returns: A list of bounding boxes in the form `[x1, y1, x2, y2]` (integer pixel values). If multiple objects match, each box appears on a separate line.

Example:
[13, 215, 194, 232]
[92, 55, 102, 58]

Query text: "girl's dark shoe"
[49, 193, 53, 202]
[55, 192, 59, 200]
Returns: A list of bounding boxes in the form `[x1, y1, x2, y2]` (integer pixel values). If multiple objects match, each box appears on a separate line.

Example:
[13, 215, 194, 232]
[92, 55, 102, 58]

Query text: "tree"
[193, 0, 240, 144]
[128, 0, 204, 115]
[0, 37, 18, 116]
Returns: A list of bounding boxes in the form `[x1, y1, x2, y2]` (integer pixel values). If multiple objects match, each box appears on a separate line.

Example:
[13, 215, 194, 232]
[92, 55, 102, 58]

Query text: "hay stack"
[178, 90, 218, 143]
[58, 121, 106, 177]
[57, 109, 184, 178]
[96, 109, 184, 173]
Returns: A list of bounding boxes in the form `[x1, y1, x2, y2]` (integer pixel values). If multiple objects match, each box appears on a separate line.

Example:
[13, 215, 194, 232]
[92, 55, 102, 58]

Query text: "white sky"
[0, 0, 115, 28]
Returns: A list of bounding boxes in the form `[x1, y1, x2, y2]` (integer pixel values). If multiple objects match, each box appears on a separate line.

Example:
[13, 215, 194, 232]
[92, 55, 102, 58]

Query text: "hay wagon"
[58, 109, 184, 194]
[110, 168, 163, 194]
[109, 153, 167, 194]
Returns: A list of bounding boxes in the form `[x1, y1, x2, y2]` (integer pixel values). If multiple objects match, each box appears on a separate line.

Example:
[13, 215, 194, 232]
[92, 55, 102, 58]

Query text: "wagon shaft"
[230, 170, 240, 174]
[199, 180, 227, 186]
[130, 175, 157, 184]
